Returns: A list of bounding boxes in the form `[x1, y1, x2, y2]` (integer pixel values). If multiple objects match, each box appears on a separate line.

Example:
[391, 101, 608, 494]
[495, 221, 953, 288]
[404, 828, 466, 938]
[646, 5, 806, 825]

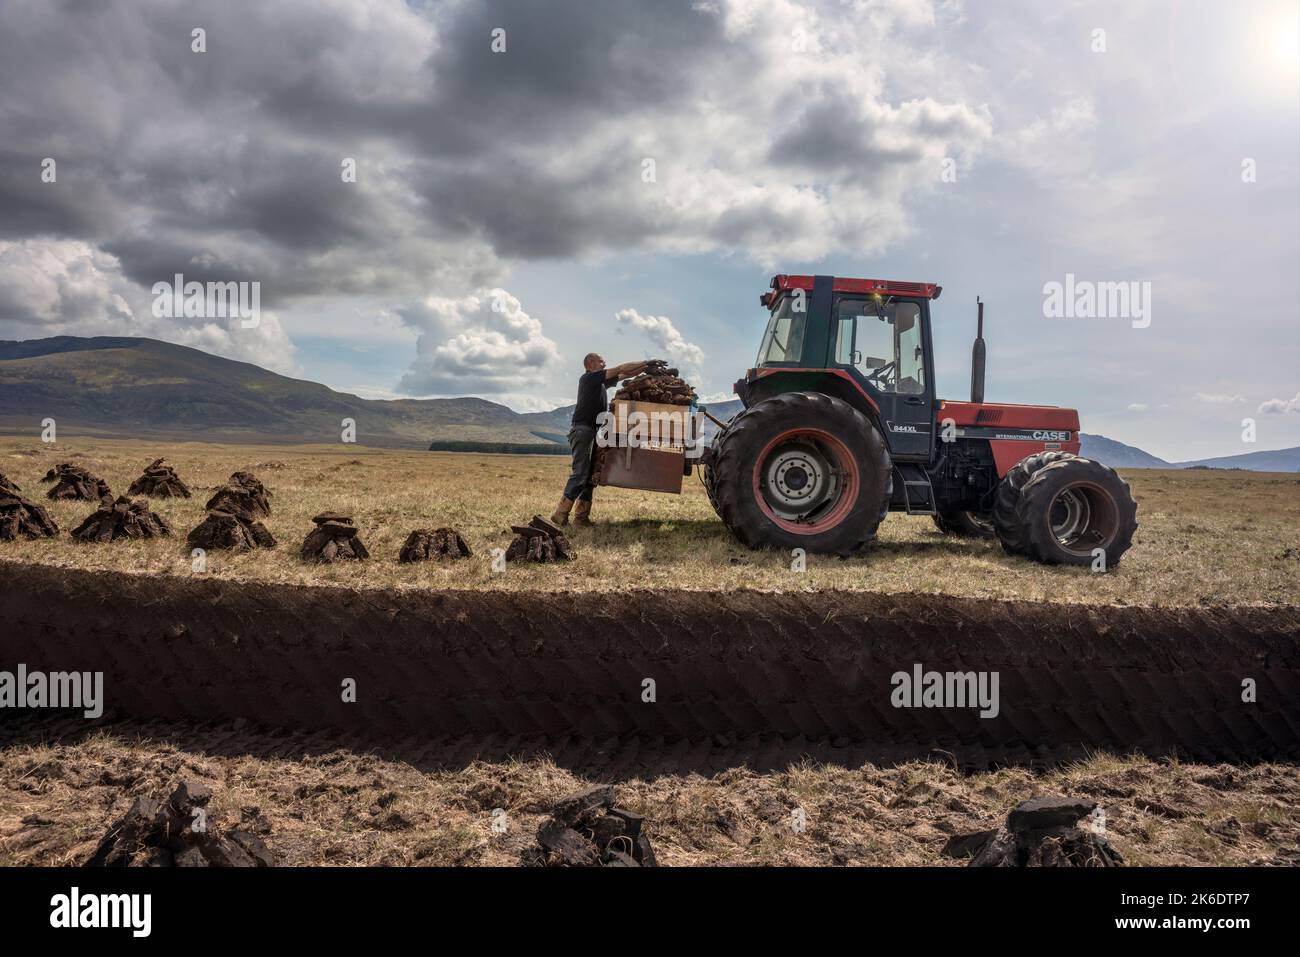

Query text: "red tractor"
[701, 274, 1138, 565]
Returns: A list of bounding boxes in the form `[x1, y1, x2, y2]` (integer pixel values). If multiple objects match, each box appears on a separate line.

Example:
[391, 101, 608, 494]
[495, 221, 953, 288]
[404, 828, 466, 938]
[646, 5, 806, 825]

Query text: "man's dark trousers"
[564, 424, 596, 502]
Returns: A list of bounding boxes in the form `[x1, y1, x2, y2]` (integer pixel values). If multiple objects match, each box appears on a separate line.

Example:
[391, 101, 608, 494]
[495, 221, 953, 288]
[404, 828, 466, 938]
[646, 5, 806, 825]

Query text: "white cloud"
[0, 240, 135, 330]
[1195, 393, 1246, 404]
[1259, 393, 1300, 414]
[0, 239, 298, 375]
[998, 95, 1099, 178]
[396, 288, 561, 396]
[614, 308, 705, 378]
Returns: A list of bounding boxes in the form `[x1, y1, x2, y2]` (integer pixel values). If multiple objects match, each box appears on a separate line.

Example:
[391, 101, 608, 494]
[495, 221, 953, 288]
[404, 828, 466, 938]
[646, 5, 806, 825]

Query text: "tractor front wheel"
[707, 392, 891, 555]
[993, 453, 1138, 567]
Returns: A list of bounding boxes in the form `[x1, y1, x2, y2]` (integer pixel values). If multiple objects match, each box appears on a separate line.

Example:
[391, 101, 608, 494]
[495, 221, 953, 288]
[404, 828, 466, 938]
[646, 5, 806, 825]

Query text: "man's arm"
[603, 359, 658, 382]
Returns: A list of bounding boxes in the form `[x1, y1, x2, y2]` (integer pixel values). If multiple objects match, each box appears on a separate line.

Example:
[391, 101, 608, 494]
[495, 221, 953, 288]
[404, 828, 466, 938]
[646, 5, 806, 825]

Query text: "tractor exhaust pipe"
[971, 297, 986, 404]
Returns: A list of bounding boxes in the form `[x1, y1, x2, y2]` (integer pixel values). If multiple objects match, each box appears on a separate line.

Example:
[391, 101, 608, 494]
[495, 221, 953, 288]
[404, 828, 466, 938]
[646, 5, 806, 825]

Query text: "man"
[552, 352, 658, 526]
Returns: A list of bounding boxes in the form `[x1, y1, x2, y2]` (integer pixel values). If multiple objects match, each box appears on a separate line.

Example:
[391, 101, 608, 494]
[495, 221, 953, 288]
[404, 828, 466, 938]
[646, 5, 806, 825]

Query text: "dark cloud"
[0, 0, 992, 389]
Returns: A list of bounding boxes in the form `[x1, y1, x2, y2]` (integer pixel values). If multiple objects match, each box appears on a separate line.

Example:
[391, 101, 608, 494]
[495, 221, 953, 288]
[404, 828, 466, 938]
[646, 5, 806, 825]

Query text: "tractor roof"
[763, 274, 942, 307]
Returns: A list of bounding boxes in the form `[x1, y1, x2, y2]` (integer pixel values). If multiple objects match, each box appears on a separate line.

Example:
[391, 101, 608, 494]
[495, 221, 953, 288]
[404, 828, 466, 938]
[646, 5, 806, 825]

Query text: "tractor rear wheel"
[708, 392, 891, 555]
[995, 454, 1138, 566]
[932, 510, 996, 539]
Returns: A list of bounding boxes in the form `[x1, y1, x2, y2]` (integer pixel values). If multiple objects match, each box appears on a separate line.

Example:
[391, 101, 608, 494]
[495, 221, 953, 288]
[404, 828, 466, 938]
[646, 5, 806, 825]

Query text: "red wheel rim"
[752, 428, 860, 534]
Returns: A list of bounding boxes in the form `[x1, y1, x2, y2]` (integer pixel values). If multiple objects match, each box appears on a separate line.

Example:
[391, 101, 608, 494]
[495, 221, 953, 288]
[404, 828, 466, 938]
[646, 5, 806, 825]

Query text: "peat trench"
[1, 562, 1296, 769]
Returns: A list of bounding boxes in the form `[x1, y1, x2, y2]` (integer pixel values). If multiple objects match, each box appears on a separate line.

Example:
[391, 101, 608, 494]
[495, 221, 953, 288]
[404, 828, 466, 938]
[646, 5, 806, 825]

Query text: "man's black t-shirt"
[571, 369, 610, 428]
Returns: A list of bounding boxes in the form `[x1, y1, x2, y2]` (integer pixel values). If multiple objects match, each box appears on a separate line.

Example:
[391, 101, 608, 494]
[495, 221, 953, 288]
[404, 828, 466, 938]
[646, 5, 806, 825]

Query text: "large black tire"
[701, 447, 721, 514]
[991, 451, 1077, 556]
[996, 454, 1138, 567]
[932, 510, 996, 539]
[709, 392, 891, 555]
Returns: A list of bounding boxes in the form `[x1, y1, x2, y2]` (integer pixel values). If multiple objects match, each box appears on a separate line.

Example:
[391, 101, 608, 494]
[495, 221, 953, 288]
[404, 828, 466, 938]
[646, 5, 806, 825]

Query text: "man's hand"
[604, 358, 664, 382]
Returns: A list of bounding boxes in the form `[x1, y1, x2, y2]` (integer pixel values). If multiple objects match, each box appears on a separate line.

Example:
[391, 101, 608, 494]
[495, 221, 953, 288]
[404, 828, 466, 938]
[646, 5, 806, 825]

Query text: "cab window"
[757, 294, 807, 366]
[833, 299, 925, 394]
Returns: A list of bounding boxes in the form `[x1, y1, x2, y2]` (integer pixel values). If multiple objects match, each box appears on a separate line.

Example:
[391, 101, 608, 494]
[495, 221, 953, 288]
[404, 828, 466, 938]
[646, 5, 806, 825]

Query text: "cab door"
[831, 296, 934, 459]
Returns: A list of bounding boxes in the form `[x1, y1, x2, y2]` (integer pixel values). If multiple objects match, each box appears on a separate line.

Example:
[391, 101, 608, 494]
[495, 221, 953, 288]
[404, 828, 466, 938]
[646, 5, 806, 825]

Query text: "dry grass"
[1, 435, 1298, 605]
[2, 733, 1296, 866]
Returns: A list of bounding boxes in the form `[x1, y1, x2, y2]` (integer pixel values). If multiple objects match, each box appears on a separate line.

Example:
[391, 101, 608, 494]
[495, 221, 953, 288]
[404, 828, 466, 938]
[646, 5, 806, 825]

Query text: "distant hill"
[1174, 446, 1300, 472]
[1080, 431, 1299, 472]
[0, 336, 548, 448]
[1079, 433, 1171, 469]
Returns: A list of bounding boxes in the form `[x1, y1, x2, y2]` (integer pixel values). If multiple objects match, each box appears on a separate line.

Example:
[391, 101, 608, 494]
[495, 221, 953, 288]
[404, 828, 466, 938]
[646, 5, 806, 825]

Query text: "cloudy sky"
[1, 0, 1297, 459]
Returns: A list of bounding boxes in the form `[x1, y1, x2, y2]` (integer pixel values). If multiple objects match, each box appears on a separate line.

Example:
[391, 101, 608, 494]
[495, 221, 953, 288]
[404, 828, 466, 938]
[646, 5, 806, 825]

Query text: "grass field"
[2, 435, 1298, 606]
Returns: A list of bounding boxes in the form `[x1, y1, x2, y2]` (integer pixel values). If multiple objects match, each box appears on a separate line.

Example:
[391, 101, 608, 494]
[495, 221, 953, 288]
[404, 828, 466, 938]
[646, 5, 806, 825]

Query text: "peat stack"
[0, 492, 59, 540]
[187, 507, 275, 552]
[205, 471, 271, 518]
[301, 511, 369, 562]
[614, 371, 696, 406]
[534, 785, 657, 867]
[941, 796, 1123, 867]
[45, 463, 110, 501]
[504, 515, 576, 564]
[399, 526, 472, 562]
[0, 473, 20, 494]
[71, 495, 172, 542]
[85, 779, 273, 868]
[127, 458, 191, 498]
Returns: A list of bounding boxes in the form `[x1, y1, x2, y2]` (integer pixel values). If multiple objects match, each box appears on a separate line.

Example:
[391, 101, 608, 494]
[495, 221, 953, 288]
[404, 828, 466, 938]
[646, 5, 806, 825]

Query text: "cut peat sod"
[399, 527, 472, 562]
[125, 458, 191, 498]
[43, 463, 110, 501]
[300, 512, 369, 562]
[69, 496, 172, 542]
[0, 492, 58, 540]
[1, 562, 1296, 769]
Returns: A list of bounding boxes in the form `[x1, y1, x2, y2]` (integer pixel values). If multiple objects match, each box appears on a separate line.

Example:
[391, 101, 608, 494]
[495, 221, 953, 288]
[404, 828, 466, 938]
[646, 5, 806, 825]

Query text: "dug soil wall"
[1, 562, 1296, 768]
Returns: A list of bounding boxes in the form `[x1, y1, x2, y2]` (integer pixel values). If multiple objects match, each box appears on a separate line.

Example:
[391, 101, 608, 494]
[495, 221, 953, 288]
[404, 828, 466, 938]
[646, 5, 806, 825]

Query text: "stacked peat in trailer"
[593, 371, 702, 496]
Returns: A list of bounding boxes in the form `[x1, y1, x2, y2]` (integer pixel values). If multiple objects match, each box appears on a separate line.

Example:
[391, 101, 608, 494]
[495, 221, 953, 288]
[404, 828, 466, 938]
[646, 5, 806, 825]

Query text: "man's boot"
[572, 498, 593, 526]
[551, 497, 574, 526]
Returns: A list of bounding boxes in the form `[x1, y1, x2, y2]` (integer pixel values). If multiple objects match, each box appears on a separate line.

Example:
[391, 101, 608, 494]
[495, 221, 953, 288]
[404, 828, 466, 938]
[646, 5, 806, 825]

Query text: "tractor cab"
[743, 275, 941, 461]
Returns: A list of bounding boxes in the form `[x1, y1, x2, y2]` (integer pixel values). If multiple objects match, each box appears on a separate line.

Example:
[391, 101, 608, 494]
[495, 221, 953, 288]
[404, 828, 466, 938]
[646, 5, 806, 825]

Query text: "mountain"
[1080, 432, 1300, 472]
[0, 336, 549, 448]
[1174, 447, 1300, 472]
[1079, 433, 1171, 469]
